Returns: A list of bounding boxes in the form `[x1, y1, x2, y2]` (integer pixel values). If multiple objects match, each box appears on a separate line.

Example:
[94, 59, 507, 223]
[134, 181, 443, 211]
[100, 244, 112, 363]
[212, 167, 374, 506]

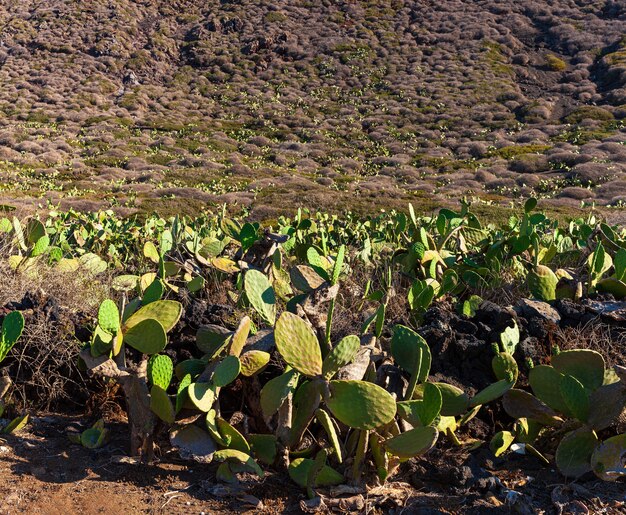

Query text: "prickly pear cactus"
[244, 270, 276, 326]
[527, 265, 558, 301]
[147, 354, 174, 390]
[322, 335, 360, 380]
[98, 300, 120, 335]
[274, 312, 322, 377]
[326, 380, 397, 430]
[0, 311, 24, 363]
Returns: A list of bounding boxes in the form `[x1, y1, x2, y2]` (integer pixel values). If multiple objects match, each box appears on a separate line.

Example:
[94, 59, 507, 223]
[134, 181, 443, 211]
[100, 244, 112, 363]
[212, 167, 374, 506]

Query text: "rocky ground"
[1, 288, 625, 513]
[0, 1, 625, 219]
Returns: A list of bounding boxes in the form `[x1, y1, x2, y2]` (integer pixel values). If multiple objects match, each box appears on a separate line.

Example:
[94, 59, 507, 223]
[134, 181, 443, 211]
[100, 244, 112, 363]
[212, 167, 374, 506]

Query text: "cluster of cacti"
[495, 349, 626, 479]
[2, 198, 626, 493]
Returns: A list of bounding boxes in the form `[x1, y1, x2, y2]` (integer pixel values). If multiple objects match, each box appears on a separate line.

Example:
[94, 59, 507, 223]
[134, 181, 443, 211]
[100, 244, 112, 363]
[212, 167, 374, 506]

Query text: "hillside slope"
[0, 0, 625, 218]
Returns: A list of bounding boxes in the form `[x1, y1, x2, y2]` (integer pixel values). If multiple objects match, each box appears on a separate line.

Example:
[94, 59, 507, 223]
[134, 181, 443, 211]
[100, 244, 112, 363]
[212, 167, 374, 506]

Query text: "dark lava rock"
[516, 299, 561, 325]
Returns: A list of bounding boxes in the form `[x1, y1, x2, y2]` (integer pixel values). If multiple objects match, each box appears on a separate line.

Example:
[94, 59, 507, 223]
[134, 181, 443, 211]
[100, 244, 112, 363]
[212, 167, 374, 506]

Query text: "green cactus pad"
[260, 368, 300, 419]
[527, 264, 558, 301]
[90, 324, 113, 357]
[212, 355, 241, 387]
[216, 418, 250, 453]
[315, 408, 343, 463]
[384, 426, 438, 458]
[205, 409, 231, 447]
[0, 311, 25, 362]
[123, 318, 167, 355]
[213, 449, 264, 478]
[80, 427, 109, 449]
[596, 277, 626, 299]
[290, 265, 326, 292]
[142, 278, 165, 304]
[502, 389, 562, 426]
[175, 373, 193, 413]
[2, 414, 28, 435]
[490, 430, 515, 457]
[124, 300, 182, 334]
[216, 462, 237, 483]
[322, 335, 360, 380]
[240, 350, 270, 376]
[196, 325, 232, 357]
[229, 316, 251, 358]
[326, 380, 397, 430]
[551, 349, 605, 391]
[150, 385, 175, 424]
[188, 382, 216, 412]
[245, 270, 277, 326]
[331, 245, 345, 285]
[499, 321, 520, 356]
[434, 383, 469, 416]
[470, 379, 515, 408]
[397, 382, 442, 427]
[289, 380, 323, 447]
[288, 458, 344, 488]
[587, 382, 626, 431]
[528, 365, 572, 416]
[175, 359, 206, 381]
[591, 433, 626, 481]
[559, 374, 590, 422]
[492, 353, 518, 382]
[170, 425, 216, 463]
[30, 235, 49, 257]
[147, 354, 174, 390]
[391, 325, 431, 379]
[555, 428, 599, 478]
[275, 312, 323, 377]
[248, 434, 277, 465]
[143, 241, 160, 263]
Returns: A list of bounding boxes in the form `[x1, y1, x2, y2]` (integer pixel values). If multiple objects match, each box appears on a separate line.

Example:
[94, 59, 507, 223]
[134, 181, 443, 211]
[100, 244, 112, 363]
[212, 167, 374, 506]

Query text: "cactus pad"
[150, 385, 175, 423]
[503, 389, 562, 426]
[98, 300, 120, 336]
[123, 318, 167, 355]
[240, 350, 270, 376]
[555, 428, 599, 478]
[213, 449, 264, 478]
[245, 270, 277, 326]
[212, 355, 241, 387]
[288, 458, 344, 488]
[591, 433, 626, 481]
[322, 335, 360, 380]
[391, 325, 431, 379]
[188, 382, 216, 412]
[384, 426, 438, 458]
[229, 316, 251, 358]
[527, 264, 557, 301]
[470, 379, 515, 408]
[248, 434, 277, 465]
[275, 312, 323, 377]
[147, 354, 174, 390]
[434, 382, 469, 416]
[326, 380, 397, 430]
[124, 300, 182, 333]
[260, 368, 299, 419]
[0, 311, 24, 363]
[551, 349, 605, 391]
[528, 365, 571, 416]
[559, 374, 589, 422]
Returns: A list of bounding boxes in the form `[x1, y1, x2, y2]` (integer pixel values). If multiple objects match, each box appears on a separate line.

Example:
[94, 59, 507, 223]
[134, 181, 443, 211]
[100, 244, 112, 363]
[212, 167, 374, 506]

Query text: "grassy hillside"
[0, 1, 624, 220]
